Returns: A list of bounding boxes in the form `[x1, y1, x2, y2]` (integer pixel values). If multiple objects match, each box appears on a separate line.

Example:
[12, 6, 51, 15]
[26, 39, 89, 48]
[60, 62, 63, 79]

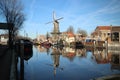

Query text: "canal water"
[17, 46, 120, 80]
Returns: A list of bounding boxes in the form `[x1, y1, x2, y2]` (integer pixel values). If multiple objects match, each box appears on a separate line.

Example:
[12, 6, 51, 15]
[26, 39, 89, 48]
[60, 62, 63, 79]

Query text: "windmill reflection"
[51, 47, 62, 76]
[46, 47, 50, 55]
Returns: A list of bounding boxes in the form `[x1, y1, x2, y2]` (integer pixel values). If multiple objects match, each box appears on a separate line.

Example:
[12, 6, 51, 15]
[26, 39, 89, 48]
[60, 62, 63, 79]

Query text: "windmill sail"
[46, 11, 63, 43]
[56, 17, 63, 21]
[53, 11, 56, 21]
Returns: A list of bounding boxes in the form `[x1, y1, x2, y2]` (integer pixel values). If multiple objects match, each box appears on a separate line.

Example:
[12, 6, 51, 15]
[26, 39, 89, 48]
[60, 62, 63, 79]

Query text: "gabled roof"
[67, 32, 74, 37]
[62, 32, 75, 37]
[112, 26, 120, 31]
[91, 31, 98, 35]
[96, 26, 111, 30]
[0, 34, 9, 37]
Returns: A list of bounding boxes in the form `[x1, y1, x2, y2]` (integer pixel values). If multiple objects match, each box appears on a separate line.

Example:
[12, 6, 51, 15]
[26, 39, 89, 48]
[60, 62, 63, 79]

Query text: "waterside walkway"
[0, 45, 17, 80]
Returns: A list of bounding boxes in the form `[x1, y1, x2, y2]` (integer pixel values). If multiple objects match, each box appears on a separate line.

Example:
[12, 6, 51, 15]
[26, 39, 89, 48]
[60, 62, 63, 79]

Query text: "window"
[108, 33, 110, 35]
[112, 32, 119, 42]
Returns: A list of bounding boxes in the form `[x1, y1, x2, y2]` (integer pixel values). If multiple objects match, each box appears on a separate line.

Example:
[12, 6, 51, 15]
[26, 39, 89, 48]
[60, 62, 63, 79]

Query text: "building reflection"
[93, 48, 109, 64]
[108, 50, 120, 70]
[92, 48, 120, 71]
[75, 48, 86, 57]
[62, 47, 76, 61]
[62, 47, 86, 61]
[34, 45, 120, 72]
[35, 45, 50, 54]
[35, 45, 87, 62]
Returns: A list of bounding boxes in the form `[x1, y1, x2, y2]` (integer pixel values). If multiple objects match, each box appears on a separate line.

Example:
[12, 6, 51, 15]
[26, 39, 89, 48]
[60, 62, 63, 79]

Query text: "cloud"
[22, 0, 120, 38]
[29, 0, 36, 22]
[58, 0, 120, 34]
[93, 0, 120, 15]
[71, 0, 120, 25]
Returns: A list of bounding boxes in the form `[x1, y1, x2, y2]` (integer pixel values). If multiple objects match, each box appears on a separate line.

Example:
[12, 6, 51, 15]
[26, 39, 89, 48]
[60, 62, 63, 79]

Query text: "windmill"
[45, 47, 64, 76]
[46, 11, 63, 43]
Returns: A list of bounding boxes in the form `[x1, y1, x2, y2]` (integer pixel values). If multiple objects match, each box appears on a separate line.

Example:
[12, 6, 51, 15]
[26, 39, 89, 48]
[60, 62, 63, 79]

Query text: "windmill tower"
[46, 11, 63, 43]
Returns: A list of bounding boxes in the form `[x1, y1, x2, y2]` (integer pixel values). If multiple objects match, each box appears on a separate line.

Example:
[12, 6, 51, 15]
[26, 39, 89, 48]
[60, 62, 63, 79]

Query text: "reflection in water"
[109, 50, 120, 70]
[49, 46, 87, 76]
[35, 45, 120, 71]
[18, 46, 120, 80]
[46, 48, 50, 55]
[35, 45, 50, 55]
[62, 47, 76, 61]
[61, 47, 86, 61]
[76, 48, 86, 57]
[36, 45, 46, 52]
[24, 49, 33, 61]
[37, 46, 120, 70]
[51, 47, 61, 76]
[93, 48, 120, 71]
[93, 48, 109, 64]
[18, 46, 33, 80]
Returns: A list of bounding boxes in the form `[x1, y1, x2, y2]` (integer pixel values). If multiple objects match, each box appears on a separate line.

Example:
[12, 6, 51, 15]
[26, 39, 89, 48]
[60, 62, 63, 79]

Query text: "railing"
[85, 41, 107, 49]
[108, 42, 120, 50]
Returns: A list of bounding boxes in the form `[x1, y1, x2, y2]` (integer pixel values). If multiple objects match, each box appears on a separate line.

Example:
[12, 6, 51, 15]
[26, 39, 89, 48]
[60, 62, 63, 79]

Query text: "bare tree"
[67, 25, 74, 33]
[0, 0, 25, 46]
[0, 0, 25, 36]
[77, 28, 87, 37]
[46, 32, 50, 40]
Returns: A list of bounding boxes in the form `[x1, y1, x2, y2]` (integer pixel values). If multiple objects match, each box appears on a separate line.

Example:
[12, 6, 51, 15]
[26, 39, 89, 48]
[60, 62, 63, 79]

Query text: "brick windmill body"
[46, 12, 63, 44]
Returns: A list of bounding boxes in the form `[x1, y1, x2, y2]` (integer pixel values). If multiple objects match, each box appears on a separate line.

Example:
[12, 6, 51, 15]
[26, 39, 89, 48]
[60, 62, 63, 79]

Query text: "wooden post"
[94, 40, 96, 48]
[20, 40, 24, 80]
[119, 32, 120, 43]
[105, 41, 108, 55]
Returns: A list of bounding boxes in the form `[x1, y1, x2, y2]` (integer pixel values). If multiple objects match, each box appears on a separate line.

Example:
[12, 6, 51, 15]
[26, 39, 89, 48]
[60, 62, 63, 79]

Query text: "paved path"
[0, 45, 12, 80]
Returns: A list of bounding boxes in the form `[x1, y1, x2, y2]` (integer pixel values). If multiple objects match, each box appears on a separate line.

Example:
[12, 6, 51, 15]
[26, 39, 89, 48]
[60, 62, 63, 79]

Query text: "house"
[91, 26, 120, 43]
[75, 33, 86, 42]
[91, 26, 111, 41]
[111, 26, 120, 43]
[37, 35, 46, 42]
[0, 34, 9, 44]
[61, 32, 75, 45]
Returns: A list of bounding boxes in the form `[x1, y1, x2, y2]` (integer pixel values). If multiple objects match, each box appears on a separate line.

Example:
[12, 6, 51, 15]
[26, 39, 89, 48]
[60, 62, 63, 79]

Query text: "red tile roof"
[91, 31, 98, 35]
[62, 32, 75, 37]
[67, 32, 74, 37]
[96, 26, 111, 30]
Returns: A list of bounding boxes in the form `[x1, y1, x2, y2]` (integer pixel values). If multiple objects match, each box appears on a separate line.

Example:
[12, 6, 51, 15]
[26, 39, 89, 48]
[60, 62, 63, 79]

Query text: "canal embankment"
[10, 49, 17, 80]
[108, 42, 120, 50]
[84, 41, 107, 49]
[0, 45, 17, 80]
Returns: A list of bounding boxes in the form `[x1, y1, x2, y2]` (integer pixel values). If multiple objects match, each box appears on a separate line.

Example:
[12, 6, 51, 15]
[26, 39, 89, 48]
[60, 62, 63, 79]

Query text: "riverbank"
[0, 45, 17, 80]
[93, 74, 120, 80]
